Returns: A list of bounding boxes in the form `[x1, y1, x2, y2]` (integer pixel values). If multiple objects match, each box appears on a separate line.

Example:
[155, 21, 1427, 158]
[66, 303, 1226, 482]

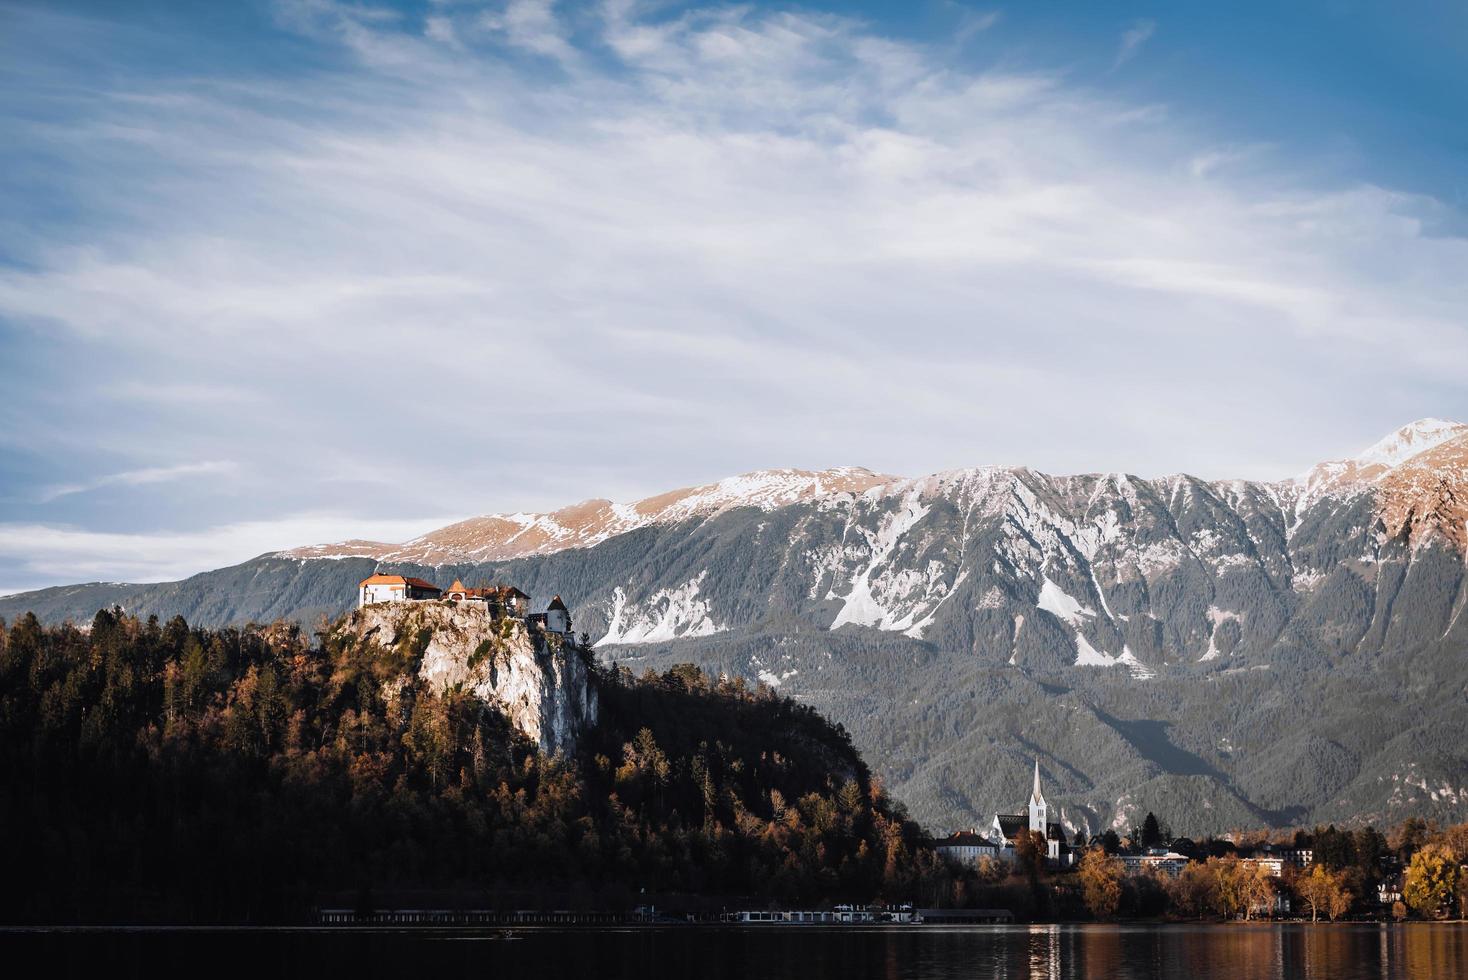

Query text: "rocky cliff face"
[341, 602, 597, 755]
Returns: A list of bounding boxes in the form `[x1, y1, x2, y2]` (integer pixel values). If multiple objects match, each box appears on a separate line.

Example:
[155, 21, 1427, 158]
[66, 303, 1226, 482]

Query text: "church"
[990, 760, 1074, 867]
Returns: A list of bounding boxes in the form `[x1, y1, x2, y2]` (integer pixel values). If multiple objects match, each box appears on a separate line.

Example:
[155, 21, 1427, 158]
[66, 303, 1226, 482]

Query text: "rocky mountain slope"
[6, 420, 1468, 836]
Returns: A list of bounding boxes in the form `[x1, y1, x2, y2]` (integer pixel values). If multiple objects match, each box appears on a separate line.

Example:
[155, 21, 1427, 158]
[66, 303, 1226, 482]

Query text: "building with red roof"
[358, 573, 443, 608]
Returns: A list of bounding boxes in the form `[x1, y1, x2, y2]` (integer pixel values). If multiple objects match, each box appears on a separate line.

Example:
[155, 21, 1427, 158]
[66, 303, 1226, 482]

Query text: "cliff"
[340, 601, 597, 755]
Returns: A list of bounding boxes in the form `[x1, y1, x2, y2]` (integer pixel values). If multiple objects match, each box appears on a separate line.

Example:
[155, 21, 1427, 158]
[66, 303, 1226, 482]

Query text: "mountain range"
[5, 419, 1468, 837]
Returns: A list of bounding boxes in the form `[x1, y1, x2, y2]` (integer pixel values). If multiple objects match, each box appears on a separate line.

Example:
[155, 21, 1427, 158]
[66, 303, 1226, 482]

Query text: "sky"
[1, 0, 1467, 594]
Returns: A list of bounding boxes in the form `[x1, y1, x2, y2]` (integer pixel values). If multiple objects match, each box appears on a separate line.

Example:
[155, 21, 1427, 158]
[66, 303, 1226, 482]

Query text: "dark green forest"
[0, 610, 941, 924]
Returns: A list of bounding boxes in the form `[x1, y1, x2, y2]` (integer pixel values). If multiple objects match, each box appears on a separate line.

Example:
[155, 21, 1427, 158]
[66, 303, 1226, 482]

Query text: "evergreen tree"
[1141, 812, 1162, 848]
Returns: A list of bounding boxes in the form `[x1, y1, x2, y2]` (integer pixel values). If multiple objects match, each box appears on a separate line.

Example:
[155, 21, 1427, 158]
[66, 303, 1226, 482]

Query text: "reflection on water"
[996, 923, 1468, 980]
[7, 922, 1468, 979]
[996, 924, 1468, 980]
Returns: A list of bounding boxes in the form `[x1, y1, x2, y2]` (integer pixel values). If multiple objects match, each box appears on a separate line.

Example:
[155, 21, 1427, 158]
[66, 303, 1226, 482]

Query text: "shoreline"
[4, 920, 1466, 934]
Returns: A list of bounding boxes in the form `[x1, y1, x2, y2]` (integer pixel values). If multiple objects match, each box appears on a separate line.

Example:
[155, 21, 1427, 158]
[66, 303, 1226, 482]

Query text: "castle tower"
[1028, 758, 1048, 836]
[546, 595, 571, 634]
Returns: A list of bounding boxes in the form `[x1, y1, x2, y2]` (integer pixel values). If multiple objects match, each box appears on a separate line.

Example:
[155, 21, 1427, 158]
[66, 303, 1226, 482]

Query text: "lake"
[9, 923, 1468, 979]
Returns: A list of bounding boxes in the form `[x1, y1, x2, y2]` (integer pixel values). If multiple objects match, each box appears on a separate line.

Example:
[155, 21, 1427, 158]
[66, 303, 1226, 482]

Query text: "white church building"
[989, 760, 1073, 867]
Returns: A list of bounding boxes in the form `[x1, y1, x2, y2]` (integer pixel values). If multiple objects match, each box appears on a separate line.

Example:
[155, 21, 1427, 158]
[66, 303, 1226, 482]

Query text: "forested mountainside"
[5, 420, 1468, 836]
[0, 609, 936, 924]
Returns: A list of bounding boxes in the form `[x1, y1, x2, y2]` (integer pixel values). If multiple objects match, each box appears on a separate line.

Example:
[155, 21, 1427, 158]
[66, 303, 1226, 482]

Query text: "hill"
[0, 606, 935, 924]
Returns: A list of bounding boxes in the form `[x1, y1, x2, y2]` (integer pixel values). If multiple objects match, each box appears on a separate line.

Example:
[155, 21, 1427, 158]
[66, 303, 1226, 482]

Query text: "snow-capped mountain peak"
[285, 466, 898, 564]
[287, 421, 1468, 567]
[1291, 418, 1468, 512]
[1353, 418, 1468, 470]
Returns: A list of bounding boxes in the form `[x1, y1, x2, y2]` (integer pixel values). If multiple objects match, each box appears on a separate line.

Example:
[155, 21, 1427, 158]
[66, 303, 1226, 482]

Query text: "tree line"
[0, 610, 946, 923]
[1060, 813, 1468, 922]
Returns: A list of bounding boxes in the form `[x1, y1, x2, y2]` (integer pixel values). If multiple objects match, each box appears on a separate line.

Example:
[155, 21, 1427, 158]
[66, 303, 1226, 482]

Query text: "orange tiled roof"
[359, 574, 441, 591]
[360, 574, 407, 587]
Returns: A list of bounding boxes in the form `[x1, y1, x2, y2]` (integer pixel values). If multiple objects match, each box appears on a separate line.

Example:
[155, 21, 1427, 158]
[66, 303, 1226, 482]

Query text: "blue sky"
[1, 0, 1466, 594]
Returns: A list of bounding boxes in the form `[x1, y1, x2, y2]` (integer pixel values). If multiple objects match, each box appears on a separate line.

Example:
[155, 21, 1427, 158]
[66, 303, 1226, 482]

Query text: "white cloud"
[1115, 19, 1156, 68]
[478, 0, 578, 64]
[0, 513, 462, 592]
[424, 15, 460, 47]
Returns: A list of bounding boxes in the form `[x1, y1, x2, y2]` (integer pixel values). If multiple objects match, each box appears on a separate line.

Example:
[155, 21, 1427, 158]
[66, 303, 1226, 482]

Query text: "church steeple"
[1027, 758, 1048, 838]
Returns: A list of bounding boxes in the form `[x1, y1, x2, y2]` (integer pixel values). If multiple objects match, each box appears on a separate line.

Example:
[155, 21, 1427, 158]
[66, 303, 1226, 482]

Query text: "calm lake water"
[9, 923, 1468, 979]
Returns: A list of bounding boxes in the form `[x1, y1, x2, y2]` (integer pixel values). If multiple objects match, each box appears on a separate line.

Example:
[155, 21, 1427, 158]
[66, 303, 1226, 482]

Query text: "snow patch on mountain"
[1037, 576, 1095, 626]
[1073, 632, 1110, 666]
[903, 569, 970, 639]
[1201, 606, 1242, 661]
[828, 491, 932, 631]
[1071, 638, 1154, 679]
[600, 572, 724, 645]
[1035, 575, 1152, 677]
[1072, 508, 1124, 559]
[757, 668, 799, 688]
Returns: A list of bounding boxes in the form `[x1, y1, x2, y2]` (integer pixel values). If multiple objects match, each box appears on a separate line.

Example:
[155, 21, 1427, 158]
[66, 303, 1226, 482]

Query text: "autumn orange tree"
[1077, 847, 1124, 919]
[1166, 862, 1218, 920]
[1296, 865, 1352, 922]
[1404, 844, 1460, 919]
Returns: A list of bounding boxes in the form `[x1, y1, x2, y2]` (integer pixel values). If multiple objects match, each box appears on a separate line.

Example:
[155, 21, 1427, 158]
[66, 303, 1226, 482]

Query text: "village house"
[1238, 855, 1285, 877]
[1378, 875, 1404, 906]
[443, 580, 532, 617]
[1249, 843, 1313, 870]
[934, 830, 1000, 867]
[1120, 848, 1191, 879]
[358, 574, 443, 607]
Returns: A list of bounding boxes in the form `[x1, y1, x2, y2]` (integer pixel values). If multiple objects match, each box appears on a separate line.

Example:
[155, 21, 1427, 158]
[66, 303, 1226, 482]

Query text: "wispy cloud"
[1114, 18, 1157, 68]
[1189, 143, 1268, 178]
[478, 0, 579, 64]
[949, 5, 1002, 44]
[40, 461, 239, 502]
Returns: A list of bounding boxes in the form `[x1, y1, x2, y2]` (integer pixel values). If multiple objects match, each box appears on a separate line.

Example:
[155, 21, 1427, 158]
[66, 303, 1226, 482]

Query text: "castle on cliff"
[357, 574, 575, 637]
